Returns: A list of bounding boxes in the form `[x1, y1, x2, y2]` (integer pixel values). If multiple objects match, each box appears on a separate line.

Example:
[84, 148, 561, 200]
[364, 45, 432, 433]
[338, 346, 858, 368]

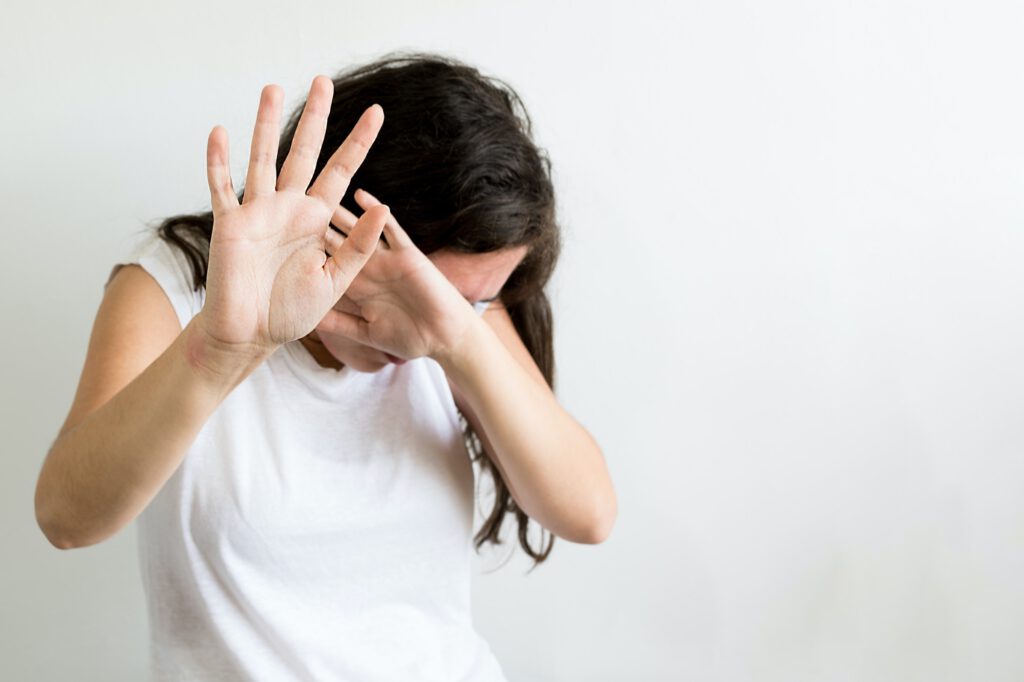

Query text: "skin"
[311, 188, 618, 544]
[298, 245, 527, 373]
[202, 77, 616, 545]
[36, 75, 614, 551]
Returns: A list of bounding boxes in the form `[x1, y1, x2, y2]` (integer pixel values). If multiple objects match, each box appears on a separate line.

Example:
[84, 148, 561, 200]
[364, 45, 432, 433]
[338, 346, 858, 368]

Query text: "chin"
[347, 357, 391, 373]
[317, 337, 389, 372]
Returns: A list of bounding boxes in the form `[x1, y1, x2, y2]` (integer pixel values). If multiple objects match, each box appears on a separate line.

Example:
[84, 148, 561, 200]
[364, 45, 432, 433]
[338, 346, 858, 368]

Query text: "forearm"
[35, 314, 269, 549]
[438, 318, 616, 543]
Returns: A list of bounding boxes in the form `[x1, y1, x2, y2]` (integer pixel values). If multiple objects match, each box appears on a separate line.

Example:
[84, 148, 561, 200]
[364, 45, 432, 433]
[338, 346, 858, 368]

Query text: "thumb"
[324, 204, 390, 300]
[317, 307, 371, 346]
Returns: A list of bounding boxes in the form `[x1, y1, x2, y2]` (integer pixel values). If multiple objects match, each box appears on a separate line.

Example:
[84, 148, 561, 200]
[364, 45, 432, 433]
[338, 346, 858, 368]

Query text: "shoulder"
[107, 233, 205, 330]
[58, 259, 182, 438]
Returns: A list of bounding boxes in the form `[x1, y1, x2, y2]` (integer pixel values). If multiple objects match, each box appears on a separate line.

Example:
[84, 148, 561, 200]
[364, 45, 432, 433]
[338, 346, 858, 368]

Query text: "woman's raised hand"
[196, 75, 390, 363]
[315, 188, 483, 365]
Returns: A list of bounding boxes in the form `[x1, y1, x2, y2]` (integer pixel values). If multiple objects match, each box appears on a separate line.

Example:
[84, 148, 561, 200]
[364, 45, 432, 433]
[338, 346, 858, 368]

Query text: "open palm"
[316, 189, 478, 362]
[197, 75, 391, 357]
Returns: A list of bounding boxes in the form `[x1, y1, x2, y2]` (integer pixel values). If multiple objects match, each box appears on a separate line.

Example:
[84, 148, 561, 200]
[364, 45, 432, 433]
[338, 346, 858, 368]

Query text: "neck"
[299, 332, 345, 371]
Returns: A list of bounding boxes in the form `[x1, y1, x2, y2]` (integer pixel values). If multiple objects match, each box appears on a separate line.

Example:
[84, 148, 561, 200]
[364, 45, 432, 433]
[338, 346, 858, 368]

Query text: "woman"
[35, 52, 616, 680]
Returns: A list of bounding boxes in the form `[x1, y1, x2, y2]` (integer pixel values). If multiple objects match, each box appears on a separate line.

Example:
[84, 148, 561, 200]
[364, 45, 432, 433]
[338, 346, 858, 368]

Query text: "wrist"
[181, 314, 274, 392]
[431, 311, 488, 378]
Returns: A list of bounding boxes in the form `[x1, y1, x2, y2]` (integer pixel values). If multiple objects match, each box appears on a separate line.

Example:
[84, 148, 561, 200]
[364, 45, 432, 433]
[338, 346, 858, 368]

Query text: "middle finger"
[242, 84, 283, 202]
[277, 75, 333, 193]
[307, 103, 384, 208]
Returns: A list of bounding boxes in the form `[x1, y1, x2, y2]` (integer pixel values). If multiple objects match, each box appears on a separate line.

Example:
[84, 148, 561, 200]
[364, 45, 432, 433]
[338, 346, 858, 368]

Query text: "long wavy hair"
[148, 51, 561, 569]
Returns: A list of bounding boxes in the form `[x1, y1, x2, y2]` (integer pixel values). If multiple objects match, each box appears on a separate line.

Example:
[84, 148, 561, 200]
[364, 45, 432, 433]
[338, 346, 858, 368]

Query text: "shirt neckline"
[275, 300, 488, 399]
[277, 338, 371, 400]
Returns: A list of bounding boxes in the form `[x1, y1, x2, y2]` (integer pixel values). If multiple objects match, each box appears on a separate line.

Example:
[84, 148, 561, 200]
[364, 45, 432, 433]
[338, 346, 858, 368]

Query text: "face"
[304, 245, 529, 372]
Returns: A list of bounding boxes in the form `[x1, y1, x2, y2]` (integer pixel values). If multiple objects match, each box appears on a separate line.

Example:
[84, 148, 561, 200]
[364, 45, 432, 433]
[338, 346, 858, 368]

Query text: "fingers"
[323, 223, 344, 256]
[306, 104, 384, 208]
[242, 85, 284, 202]
[276, 75, 336, 193]
[317, 307, 371, 346]
[206, 126, 240, 214]
[353, 188, 414, 249]
[328, 202, 360, 235]
[323, 225, 373, 301]
[324, 203, 390, 303]
[328, 200, 391, 251]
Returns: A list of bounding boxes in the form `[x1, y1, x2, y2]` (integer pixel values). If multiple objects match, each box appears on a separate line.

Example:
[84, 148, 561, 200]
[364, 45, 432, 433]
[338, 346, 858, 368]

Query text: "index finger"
[306, 103, 384, 208]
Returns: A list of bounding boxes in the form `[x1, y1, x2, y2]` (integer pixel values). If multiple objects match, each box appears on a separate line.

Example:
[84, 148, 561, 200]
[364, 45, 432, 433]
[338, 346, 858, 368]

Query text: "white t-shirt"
[110, 233, 506, 681]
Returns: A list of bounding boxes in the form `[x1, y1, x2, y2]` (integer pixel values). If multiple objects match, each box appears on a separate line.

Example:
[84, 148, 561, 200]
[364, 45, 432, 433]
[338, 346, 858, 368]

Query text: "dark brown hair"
[149, 50, 561, 569]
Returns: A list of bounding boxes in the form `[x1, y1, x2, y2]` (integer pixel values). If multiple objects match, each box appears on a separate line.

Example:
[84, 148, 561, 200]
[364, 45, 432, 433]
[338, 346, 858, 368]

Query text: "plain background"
[3, 1, 1023, 680]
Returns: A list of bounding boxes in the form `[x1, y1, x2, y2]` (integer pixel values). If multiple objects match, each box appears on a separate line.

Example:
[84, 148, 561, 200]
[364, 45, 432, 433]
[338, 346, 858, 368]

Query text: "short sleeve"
[105, 233, 205, 331]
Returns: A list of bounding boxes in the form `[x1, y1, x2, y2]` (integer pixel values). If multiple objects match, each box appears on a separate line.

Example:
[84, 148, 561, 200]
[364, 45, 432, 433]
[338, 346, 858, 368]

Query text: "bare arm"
[35, 76, 391, 549]
[35, 298, 269, 549]
[312, 185, 616, 545]
[442, 303, 617, 545]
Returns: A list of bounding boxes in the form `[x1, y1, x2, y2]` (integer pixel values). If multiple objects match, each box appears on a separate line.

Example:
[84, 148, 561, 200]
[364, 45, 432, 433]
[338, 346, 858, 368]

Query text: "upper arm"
[56, 264, 182, 439]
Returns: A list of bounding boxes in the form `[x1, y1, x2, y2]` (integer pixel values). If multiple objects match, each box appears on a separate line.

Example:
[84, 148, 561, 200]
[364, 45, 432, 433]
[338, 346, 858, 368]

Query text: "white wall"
[3, 1, 1023, 680]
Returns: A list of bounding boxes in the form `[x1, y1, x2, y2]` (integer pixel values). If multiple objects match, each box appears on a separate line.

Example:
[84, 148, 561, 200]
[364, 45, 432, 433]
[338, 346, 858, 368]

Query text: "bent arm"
[440, 305, 617, 545]
[35, 314, 268, 549]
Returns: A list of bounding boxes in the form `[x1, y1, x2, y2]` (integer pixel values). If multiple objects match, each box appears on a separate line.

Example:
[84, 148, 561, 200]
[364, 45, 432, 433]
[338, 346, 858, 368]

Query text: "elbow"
[36, 509, 95, 550]
[574, 440, 616, 545]
[571, 491, 618, 545]
[587, 500, 618, 545]
[42, 530, 77, 551]
[582, 464, 618, 544]
[35, 476, 81, 550]
[35, 501, 74, 548]
[35, 507, 77, 550]
[36, 494, 121, 551]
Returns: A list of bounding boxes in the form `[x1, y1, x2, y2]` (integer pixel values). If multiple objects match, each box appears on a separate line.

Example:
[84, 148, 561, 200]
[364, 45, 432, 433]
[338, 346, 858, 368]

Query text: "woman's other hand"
[197, 76, 391, 364]
[315, 188, 480, 364]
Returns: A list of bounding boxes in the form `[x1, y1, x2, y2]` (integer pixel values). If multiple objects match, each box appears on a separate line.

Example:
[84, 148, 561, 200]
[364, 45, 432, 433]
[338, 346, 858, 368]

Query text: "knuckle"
[248, 148, 276, 166]
[330, 160, 356, 180]
[348, 136, 369, 154]
[291, 142, 317, 160]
